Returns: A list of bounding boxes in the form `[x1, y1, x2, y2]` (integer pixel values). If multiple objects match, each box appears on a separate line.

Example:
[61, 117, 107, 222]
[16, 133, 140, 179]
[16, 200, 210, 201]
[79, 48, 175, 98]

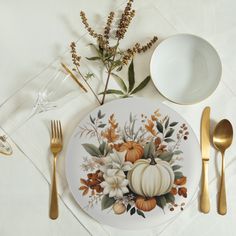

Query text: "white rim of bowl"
[150, 33, 222, 105]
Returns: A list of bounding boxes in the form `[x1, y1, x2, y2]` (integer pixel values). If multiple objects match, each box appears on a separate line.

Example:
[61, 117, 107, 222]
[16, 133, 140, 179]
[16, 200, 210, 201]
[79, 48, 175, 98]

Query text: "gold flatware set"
[200, 107, 233, 215]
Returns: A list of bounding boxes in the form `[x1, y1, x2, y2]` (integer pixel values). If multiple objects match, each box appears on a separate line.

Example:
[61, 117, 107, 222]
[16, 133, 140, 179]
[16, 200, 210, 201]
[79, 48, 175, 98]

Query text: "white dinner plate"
[66, 98, 201, 229]
[150, 34, 222, 104]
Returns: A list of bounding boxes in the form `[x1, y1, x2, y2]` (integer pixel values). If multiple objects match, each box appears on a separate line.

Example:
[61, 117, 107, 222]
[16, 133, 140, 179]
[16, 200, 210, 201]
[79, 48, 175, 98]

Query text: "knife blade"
[200, 106, 210, 213]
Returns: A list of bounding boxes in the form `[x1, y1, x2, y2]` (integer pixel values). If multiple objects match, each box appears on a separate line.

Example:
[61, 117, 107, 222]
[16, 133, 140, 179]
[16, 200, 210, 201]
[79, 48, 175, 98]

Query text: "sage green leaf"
[130, 76, 151, 94]
[89, 115, 95, 124]
[173, 150, 183, 155]
[156, 195, 167, 209]
[126, 203, 131, 212]
[174, 171, 183, 179]
[170, 122, 178, 127]
[172, 165, 181, 171]
[165, 118, 169, 129]
[82, 143, 101, 157]
[86, 56, 101, 61]
[144, 142, 155, 158]
[116, 66, 123, 72]
[164, 138, 175, 143]
[88, 43, 102, 57]
[99, 142, 106, 154]
[101, 195, 115, 210]
[128, 60, 135, 92]
[98, 124, 106, 128]
[130, 207, 136, 215]
[164, 193, 175, 203]
[98, 89, 124, 95]
[158, 151, 173, 162]
[111, 73, 127, 92]
[165, 128, 174, 138]
[136, 209, 145, 218]
[98, 110, 102, 118]
[156, 121, 164, 133]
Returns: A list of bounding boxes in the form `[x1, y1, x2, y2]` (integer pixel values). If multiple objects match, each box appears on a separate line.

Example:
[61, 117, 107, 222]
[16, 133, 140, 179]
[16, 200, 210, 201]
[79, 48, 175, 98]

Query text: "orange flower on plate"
[145, 119, 157, 136]
[174, 176, 187, 186]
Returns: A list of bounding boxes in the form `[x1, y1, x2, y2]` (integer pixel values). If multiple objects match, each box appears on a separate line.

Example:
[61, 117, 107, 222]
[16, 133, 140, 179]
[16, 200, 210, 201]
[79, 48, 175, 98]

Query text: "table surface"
[1, 0, 236, 235]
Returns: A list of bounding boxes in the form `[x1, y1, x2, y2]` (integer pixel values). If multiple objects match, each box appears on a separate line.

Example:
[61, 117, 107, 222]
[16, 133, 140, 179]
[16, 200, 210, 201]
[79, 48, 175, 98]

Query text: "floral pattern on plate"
[78, 109, 189, 218]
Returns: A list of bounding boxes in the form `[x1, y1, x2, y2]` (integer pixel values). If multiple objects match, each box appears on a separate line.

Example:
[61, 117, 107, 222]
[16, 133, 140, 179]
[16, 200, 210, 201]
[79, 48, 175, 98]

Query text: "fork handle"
[50, 156, 58, 219]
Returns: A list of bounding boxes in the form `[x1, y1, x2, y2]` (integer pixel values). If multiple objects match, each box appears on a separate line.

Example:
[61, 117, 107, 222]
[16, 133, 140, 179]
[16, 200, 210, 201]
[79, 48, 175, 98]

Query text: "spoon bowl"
[213, 119, 233, 152]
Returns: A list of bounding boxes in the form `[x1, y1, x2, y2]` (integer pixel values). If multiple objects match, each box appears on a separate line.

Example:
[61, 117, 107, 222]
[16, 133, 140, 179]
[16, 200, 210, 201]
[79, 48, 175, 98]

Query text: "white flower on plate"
[99, 150, 133, 177]
[101, 175, 129, 198]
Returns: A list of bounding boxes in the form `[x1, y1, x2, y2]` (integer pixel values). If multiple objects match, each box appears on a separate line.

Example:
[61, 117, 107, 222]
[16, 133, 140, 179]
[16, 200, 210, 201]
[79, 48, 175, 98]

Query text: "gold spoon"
[213, 119, 233, 215]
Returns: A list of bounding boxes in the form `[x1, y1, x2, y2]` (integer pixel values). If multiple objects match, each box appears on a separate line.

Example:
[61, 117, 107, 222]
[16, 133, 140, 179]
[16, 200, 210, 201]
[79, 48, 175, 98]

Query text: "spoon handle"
[219, 153, 227, 215]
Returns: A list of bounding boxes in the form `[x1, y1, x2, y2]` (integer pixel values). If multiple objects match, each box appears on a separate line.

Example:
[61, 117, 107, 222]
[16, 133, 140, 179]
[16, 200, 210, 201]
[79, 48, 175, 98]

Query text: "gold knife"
[200, 106, 211, 213]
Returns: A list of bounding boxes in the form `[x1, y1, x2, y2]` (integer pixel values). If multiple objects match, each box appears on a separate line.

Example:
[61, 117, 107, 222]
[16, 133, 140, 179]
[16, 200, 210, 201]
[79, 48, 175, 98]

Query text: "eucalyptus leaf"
[165, 118, 169, 129]
[98, 89, 124, 95]
[99, 141, 106, 154]
[164, 138, 175, 143]
[98, 124, 106, 128]
[174, 171, 183, 179]
[136, 209, 145, 218]
[111, 73, 128, 92]
[128, 60, 135, 92]
[172, 165, 181, 171]
[126, 203, 131, 212]
[156, 121, 164, 133]
[156, 195, 167, 209]
[89, 115, 95, 124]
[86, 56, 101, 61]
[164, 193, 175, 203]
[130, 207, 136, 215]
[144, 142, 155, 158]
[165, 128, 174, 138]
[98, 110, 102, 118]
[158, 152, 173, 162]
[130, 76, 151, 94]
[82, 143, 101, 157]
[101, 195, 115, 210]
[173, 150, 183, 155]
[170, 122, 178, 127]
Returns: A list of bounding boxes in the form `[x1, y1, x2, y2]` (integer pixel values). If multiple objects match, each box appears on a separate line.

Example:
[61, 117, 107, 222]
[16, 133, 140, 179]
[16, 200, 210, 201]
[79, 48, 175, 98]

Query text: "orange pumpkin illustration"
[135, 196, 156, 212]
[119, 141, 144, 163]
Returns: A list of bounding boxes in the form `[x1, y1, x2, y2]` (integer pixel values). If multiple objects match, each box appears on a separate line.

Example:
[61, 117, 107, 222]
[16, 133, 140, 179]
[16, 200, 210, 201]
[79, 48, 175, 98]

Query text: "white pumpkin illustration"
[127, 157, 175, 197]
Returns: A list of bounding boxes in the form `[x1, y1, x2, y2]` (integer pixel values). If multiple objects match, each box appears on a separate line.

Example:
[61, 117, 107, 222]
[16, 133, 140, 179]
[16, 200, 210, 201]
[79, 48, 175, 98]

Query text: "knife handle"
[200, 160, 210, 213]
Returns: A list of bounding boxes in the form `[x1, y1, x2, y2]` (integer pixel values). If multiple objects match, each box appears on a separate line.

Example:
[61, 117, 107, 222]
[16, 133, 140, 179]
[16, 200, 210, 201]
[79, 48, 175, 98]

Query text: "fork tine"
[51, 120, 54, 140]
[56, 120, 60, 140]
[55, 120, 58, 140]
[58, 121, 63, 143]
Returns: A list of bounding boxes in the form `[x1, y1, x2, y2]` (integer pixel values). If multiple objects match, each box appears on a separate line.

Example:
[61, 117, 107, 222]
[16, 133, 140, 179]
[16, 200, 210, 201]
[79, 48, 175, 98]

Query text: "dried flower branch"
[69, 42, 102, 104]
[65, 0, 158, 105]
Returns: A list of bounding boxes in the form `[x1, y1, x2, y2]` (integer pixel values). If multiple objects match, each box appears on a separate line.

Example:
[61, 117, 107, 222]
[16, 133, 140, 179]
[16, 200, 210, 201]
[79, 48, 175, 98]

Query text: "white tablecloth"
[1, 0, 236, 235]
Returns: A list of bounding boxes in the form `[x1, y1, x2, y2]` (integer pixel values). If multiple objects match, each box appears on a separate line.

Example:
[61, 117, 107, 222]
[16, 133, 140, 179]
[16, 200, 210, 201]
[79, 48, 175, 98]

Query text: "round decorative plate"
[66, 98, 201, 229]
[150, 34, 222, 104]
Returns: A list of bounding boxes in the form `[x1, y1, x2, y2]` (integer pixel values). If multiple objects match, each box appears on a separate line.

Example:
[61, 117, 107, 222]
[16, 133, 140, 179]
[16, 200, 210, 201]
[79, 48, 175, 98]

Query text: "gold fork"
[50, 120, 63, 220]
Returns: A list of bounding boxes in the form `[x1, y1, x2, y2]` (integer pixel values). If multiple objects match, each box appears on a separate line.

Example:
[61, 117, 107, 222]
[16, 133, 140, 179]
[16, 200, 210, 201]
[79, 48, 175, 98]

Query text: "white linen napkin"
[2, 79, 235, 236]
